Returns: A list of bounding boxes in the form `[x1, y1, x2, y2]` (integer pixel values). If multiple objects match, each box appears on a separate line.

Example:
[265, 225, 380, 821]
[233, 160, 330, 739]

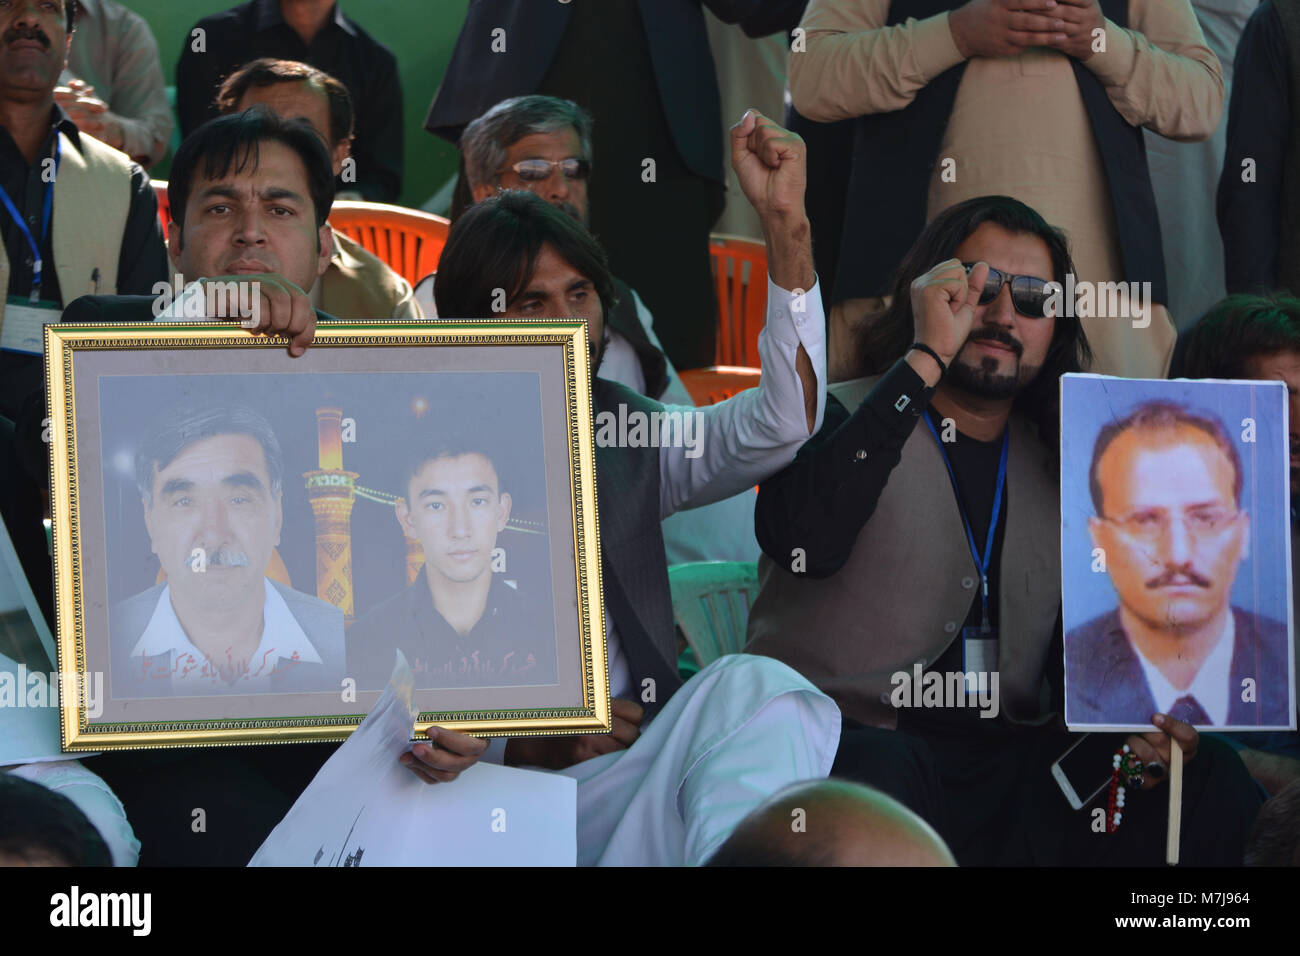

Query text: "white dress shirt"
[602, 276, 826, 699]
[1129, 611, 1234, 725]
[130, 579, 323, 695]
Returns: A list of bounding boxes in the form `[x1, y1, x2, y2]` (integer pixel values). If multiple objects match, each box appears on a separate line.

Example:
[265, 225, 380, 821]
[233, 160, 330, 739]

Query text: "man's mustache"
[200, 547, 250, 569]
[3, 25, 51, 49]
[1145, 564, 1211, 590]
[964, 328, 1023, 356]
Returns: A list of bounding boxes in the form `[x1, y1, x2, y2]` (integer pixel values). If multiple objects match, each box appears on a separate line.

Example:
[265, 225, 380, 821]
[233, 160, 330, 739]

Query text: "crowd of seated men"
[1, 0, 1298, 868]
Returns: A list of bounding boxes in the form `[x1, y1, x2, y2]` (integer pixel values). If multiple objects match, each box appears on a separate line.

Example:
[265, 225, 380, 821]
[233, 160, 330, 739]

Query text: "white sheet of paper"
[249, 653, 576, 866]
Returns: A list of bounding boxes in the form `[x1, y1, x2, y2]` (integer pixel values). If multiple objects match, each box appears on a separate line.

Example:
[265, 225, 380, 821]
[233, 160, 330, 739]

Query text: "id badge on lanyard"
[923, 411, 1008, 696]
[1, 297, 61, 355]
[0, 134, 62, 354]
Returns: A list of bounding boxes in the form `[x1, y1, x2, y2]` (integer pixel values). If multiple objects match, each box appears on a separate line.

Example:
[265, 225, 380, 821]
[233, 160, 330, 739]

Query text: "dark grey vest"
[593, 377, 683, 715]
[608, 277, 669, 400]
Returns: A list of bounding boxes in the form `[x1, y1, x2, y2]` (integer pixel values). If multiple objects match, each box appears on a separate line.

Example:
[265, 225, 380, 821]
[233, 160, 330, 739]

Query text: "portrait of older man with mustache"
[109, 403, 345, 698]
[1066, 399, 1291, 729]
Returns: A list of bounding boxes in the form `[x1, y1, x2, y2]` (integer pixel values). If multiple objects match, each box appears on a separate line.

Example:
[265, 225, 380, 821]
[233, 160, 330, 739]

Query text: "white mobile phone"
[1050, 733, 1118, 810]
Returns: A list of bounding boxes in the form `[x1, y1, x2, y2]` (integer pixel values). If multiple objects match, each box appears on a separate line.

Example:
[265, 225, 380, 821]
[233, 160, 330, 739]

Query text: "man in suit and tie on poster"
[1066, 399, 1293, 728]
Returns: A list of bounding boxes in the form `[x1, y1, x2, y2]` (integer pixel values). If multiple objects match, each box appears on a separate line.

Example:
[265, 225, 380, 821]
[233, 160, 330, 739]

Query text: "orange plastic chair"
[709, 235, 768, 367]
[328, 201, 451, 286]
[152, 178, 170, 231]
[678, 366, 761, 406]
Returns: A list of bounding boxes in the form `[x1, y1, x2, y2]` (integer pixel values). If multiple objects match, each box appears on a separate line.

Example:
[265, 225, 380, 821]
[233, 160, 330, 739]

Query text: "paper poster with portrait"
[1061, 374, 1297, 733]
[46, 320, 610, 750]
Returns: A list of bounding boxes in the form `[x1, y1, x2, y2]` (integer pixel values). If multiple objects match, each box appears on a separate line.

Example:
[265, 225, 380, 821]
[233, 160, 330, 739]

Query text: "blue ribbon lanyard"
[922, 409, 1009, 630]
[0, 135, 61, 303]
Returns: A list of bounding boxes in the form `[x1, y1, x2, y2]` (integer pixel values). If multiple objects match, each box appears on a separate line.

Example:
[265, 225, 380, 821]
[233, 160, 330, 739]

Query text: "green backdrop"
[129, 0, 469, 208]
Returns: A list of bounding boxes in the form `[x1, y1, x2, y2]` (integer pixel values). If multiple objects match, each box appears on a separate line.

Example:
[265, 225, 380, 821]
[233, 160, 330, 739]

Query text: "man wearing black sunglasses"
[747, 195, 1261, 866]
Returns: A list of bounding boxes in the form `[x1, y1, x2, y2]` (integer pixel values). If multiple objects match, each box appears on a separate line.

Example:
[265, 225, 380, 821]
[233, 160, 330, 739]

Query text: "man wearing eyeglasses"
[450, 94, 764, 567]
[455, 96, 671, 403]
[1066, 400, 1291, 728]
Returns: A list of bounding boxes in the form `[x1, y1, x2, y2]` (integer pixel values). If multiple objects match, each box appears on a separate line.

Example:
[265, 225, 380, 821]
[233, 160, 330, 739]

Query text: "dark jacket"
[1065, 607, 1292, 728]
[591, 377, 683, 714]
[346, 568, 557, 690]
[425, 0, 788, 186]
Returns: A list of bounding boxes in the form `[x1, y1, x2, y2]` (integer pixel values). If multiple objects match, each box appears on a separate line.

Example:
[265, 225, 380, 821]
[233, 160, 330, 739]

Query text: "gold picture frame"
[46, 320, 609, 750]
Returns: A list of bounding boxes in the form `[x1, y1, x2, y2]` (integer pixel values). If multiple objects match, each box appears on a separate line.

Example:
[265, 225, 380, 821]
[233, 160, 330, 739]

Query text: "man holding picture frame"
[67, 107, 487, 866]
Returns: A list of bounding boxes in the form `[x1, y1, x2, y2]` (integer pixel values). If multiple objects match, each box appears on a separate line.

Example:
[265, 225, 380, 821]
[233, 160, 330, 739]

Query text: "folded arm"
[104, 15, 173, 166]
[1083, 0, 1223, 140]
[790, 0, 965, 121]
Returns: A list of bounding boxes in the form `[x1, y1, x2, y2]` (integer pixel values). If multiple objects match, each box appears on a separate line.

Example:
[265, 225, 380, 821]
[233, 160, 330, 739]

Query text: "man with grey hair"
[451, 94, 672, 403]
[109, 404, 345, 698]
[449, 94, 762, 565]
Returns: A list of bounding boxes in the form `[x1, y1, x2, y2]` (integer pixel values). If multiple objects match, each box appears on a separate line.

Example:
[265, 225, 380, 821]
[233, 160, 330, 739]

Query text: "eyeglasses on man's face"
[501, 158, 591, 183]
[1100, 506, 1240, 544]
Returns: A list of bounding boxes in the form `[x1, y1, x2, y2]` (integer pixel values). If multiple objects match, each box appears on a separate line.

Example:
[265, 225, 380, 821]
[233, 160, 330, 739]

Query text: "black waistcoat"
[593, 378, 684, 716]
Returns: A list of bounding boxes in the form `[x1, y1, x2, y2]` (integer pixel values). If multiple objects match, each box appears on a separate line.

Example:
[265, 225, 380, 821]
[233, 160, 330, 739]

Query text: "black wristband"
[908, 342, 947, 378]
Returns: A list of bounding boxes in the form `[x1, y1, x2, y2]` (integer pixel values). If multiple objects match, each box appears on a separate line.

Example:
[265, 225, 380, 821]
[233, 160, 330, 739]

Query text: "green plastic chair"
[668, 561, 759, 670]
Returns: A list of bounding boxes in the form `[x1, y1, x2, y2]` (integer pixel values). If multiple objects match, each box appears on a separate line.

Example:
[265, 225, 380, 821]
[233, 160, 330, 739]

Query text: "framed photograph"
[1061, 374, 1296, 732]
[46, 320, 609, 750]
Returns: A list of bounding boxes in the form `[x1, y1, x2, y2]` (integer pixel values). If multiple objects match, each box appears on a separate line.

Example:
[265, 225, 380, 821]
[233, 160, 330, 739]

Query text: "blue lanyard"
[922, 409, 1009, 628]
[0, 135, 62, 303]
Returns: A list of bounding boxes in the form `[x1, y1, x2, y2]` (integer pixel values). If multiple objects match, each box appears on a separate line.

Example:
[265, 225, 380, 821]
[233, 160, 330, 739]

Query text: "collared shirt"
[175, 0, 403, 202]
[130, 579, 323, 694]
[62, 0, 173, 168]
[1128, 610, 1235, 725]
[790, 0, 1223, 378]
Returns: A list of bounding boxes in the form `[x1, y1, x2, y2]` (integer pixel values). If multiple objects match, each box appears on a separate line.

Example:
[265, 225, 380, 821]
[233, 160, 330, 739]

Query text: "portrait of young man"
[1065, 388, 1295, 730]
[346, 430, 556, 691]
[109, 403, 346, 698]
